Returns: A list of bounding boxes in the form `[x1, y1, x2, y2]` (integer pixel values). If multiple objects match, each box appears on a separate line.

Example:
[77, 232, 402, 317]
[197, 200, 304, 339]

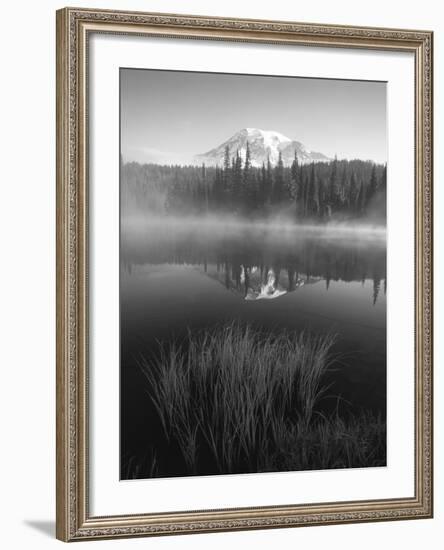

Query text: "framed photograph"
[56, 7, 433, 541]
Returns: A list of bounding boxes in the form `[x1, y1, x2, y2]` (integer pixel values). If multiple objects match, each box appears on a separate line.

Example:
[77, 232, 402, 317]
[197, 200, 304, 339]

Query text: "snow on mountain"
[195, 128, 330, 167]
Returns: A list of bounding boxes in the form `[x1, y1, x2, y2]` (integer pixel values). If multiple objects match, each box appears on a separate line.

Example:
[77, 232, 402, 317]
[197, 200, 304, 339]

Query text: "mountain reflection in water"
[121, 220, 386, 304]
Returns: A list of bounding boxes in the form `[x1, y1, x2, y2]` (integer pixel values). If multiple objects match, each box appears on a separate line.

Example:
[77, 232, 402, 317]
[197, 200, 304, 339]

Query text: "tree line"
[122, 144, 387, 222]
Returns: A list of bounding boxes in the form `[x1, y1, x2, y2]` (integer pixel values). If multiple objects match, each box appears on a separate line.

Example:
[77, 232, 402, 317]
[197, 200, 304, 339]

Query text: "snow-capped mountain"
[195, 128, 330, 167]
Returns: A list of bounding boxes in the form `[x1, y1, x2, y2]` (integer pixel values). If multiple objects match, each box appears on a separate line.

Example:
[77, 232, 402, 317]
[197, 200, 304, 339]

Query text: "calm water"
[120, 220, 386, 469]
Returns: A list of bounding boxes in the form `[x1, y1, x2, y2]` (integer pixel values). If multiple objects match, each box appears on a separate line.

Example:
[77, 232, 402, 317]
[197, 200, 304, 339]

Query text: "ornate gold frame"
[56, 7, 433, 542]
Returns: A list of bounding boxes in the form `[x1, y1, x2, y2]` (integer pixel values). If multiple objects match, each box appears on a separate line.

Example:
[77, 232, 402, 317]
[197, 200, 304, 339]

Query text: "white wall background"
[0, 0, 441, 548]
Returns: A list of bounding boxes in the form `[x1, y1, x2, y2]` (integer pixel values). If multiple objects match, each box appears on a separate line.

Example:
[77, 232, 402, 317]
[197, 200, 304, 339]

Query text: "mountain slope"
[195, 128, 330, 167]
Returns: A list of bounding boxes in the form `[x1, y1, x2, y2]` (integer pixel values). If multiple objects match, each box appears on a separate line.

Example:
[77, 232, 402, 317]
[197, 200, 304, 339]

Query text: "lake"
[120, 219, 386, 477]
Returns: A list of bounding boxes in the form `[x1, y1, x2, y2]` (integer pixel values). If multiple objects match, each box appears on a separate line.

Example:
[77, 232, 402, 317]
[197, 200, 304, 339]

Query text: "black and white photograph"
[120, 68, 387, 480]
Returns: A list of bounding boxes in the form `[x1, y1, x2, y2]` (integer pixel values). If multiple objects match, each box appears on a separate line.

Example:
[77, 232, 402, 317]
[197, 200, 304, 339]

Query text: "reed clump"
[132, 323, 385, 478]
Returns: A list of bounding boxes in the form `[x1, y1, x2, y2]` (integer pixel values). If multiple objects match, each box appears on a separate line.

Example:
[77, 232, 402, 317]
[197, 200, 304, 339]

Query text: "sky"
[121, 68, 387, 165]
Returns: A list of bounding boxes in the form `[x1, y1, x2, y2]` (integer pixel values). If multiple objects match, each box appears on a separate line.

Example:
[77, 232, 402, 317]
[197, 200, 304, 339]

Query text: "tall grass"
[135, 323, 385, 477]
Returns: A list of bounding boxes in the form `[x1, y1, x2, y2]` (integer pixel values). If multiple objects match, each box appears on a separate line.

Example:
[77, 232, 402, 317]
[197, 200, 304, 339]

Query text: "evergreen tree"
[228, 155, 236, 208]
[272, 151, 285, 204]
[299, 163, 307, 216]
[317, 176, 327, 218]
[357, 180, 366, 215]
[243, 141, 251, 183]
[380, 164, 387, 193]
[328, 155, 339, 216]
[349, 171, 359, 212]
[242, 142, 253, 212]
[379, 163, 387, 218]
[223, 145, 230, 173]
[223, 145, 231, 204]
[307, 163, 319, 216]
[201, 163, 208, 213]
[232, 150, 243, 210]
[290, 150, 299, 200]
[339, 165, 348, 210]
[258, 162, 267, 211]
[291, 150, 299, 182]
[266, 155, 273, 205]
[367, 164, 378, 206]
[213, 165, 224, 209]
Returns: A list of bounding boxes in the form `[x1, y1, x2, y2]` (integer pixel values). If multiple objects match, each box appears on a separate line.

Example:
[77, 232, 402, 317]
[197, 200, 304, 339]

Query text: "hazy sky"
[121, 68, 387, 164]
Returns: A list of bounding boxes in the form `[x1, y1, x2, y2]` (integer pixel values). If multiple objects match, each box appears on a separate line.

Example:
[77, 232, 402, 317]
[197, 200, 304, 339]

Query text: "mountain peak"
[240, 127, 291, 143]
[195, 128, 329, 167]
